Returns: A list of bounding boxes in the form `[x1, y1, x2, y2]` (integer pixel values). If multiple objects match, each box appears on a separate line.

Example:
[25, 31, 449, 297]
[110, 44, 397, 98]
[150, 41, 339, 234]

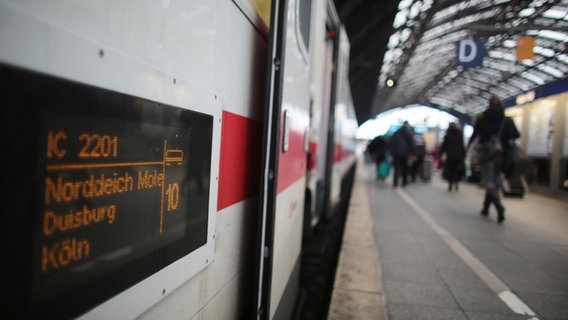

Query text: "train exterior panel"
[0, 0, 357, 319]
[264, 0, 311, 317]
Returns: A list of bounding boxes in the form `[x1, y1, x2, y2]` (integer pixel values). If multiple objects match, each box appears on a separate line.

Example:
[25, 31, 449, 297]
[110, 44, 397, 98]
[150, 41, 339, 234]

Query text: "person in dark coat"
[439, 122, 465, 191]
[410, 129, 426, 183]
[389, 121, 415, 187]
[366, 135, 388, 180]
[467, 95, 520, 223]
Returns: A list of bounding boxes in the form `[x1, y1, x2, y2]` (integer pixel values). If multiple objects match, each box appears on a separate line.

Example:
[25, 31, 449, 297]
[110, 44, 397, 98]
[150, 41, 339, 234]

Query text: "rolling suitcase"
[377, 158, 391, 180]
[502, 174, 525, 198]
[421, 155, 433, 182]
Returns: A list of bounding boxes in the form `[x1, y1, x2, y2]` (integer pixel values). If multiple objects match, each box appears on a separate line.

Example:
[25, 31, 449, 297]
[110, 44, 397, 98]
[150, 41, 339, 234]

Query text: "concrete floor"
[329, 160, 568, 320]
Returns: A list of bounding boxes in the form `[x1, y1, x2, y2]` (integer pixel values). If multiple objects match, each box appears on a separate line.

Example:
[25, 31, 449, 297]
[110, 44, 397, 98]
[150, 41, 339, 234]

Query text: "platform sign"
[456, 39, 484, 67]
[1, 65, 213, 319]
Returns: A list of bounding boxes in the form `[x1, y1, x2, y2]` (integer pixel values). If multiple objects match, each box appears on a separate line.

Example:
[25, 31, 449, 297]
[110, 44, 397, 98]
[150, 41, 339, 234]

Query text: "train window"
[294, 0, 312, 65]
[297, 0, 312, 52]
[1, 64, 214, 319]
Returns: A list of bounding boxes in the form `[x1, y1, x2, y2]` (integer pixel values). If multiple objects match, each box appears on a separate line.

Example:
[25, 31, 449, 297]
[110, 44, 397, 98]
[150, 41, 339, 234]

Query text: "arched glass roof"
[374, 0, 568, 121]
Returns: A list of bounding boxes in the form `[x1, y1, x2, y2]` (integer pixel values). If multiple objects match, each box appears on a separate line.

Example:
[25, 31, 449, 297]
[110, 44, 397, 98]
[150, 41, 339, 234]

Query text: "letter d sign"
[456, 39, 484, 67]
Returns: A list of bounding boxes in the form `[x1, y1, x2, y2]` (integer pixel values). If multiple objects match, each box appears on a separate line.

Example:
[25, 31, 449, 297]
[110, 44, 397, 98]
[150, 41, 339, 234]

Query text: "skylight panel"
[547, 60, 568, 73]
[529, 0, 549, 8]
[503, 40, 516, 48]
[383, 50, 394, 62]
[519, 8, 535, 17]
[537, 64, 565, 77]
[534, 46, 555, 57]
[522, 71, 546, 85]
[393, 9, 409, 28]
[526, 30, 539, 36]
[388, 35, 400, 49]
[478, 67, 504, 78]
[400, 28, 412, 42]
[409, 2, 422, 19]
[509, 78, 532, 90]
[471, 94, 487, 104]
[543, 8, 567, 19]
[466, 80, 488, 91]
[488, 50, 515, 61]
[538, 30, 568, 42]
[493, 88, 510, 97]
[520, 59, 536, 67]
[434, 0, 483, 22]
[500, 83, 520, 94]
[398, 0, 413, 10]
[558, 53, 568, 64]
[421, 0, 433, 11]
[486, 60, 515, 73]
[391, 48, 403, 60]
[530, 68, 554, 81]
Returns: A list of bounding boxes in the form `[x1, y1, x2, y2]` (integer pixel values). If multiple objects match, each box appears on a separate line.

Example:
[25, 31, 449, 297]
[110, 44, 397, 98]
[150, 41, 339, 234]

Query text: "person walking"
[439, 122, 465, 191]
[367, 135, 389, 181]
[389, 121, 415, 188]
[468, 95, 520, 223]
[410, 129, 426, 183]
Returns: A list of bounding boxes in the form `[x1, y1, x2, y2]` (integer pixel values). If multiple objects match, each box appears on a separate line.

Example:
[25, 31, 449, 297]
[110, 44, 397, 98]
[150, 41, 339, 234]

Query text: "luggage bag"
[502, 174, 525, 198]
[377, 159, 391, 180]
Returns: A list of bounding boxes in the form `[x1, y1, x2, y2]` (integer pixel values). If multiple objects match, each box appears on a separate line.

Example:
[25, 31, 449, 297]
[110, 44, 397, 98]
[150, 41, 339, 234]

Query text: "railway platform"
[328, 159, 568, 320]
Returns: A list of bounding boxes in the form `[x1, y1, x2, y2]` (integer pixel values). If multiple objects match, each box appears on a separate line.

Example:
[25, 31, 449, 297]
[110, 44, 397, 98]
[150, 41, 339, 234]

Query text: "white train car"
[304, 1, 357, 233]
[0, 0, 357, 319]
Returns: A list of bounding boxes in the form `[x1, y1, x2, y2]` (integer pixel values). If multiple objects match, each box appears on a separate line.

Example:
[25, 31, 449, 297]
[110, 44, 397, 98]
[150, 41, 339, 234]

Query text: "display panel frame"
[0, 64, 219, 320]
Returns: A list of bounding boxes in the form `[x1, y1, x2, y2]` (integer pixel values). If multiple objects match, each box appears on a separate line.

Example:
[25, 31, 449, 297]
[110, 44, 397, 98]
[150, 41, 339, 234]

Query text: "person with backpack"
[410, 129, 426, 183]
[389, 121, 415, 188]
[367, 135, 390, 181]
[467, 96, 520, 223]
[439, 122, 466, 192]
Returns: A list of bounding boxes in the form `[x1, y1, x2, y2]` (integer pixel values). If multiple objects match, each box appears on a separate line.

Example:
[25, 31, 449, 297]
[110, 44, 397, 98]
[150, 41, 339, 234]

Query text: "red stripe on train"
[277, 122, 308, 193]
[218, 111, 309, 210]
[308, 141, 317, 171]
[217, 111, 262, 211]
[308, 142, 354, 170]
[334, 144, 342, 163]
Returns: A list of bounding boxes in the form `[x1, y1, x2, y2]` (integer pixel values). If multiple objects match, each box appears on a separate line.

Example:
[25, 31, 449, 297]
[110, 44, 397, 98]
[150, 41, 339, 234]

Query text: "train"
[0, 0, 358, 319]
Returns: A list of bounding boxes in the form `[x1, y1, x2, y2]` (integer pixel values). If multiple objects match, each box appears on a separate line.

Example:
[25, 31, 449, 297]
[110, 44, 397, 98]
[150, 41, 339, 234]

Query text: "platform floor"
[328, 160, 568, 320]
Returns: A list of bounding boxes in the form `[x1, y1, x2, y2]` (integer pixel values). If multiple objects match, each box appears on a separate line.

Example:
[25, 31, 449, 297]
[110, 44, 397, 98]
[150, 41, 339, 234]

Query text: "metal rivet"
[99, 49, 104, 58]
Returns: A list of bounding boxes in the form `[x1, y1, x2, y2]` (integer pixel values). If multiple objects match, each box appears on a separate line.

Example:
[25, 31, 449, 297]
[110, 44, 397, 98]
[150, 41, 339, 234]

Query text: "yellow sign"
[516, 36, 535, 61]
[251, 0, 271, 26]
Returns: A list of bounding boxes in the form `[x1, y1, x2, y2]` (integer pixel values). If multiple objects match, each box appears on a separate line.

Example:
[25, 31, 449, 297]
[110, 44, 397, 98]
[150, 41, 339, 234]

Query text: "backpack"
[474, 118, 505, 162]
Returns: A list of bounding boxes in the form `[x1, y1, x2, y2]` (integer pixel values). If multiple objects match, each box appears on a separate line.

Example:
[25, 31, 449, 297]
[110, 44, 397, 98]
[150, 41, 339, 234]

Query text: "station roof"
[334, 0, 568, 125]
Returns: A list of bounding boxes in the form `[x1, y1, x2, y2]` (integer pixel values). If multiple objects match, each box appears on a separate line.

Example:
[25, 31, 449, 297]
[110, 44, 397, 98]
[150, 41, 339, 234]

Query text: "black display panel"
[0, 64, 213, 319]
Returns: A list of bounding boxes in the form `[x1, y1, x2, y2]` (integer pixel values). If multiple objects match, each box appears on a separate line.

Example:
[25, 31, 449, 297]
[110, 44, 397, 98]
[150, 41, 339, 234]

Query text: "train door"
[317, 26, 339, 220]
[254, 0, 313, 319]
[304, 0, 341, 232]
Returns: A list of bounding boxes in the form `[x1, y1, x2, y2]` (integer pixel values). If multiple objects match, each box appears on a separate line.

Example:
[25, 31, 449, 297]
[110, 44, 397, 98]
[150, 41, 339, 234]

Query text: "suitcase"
[377, 158, 391, 180]
[421, 155, 433, 182]
[502, 174, 525, 198]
